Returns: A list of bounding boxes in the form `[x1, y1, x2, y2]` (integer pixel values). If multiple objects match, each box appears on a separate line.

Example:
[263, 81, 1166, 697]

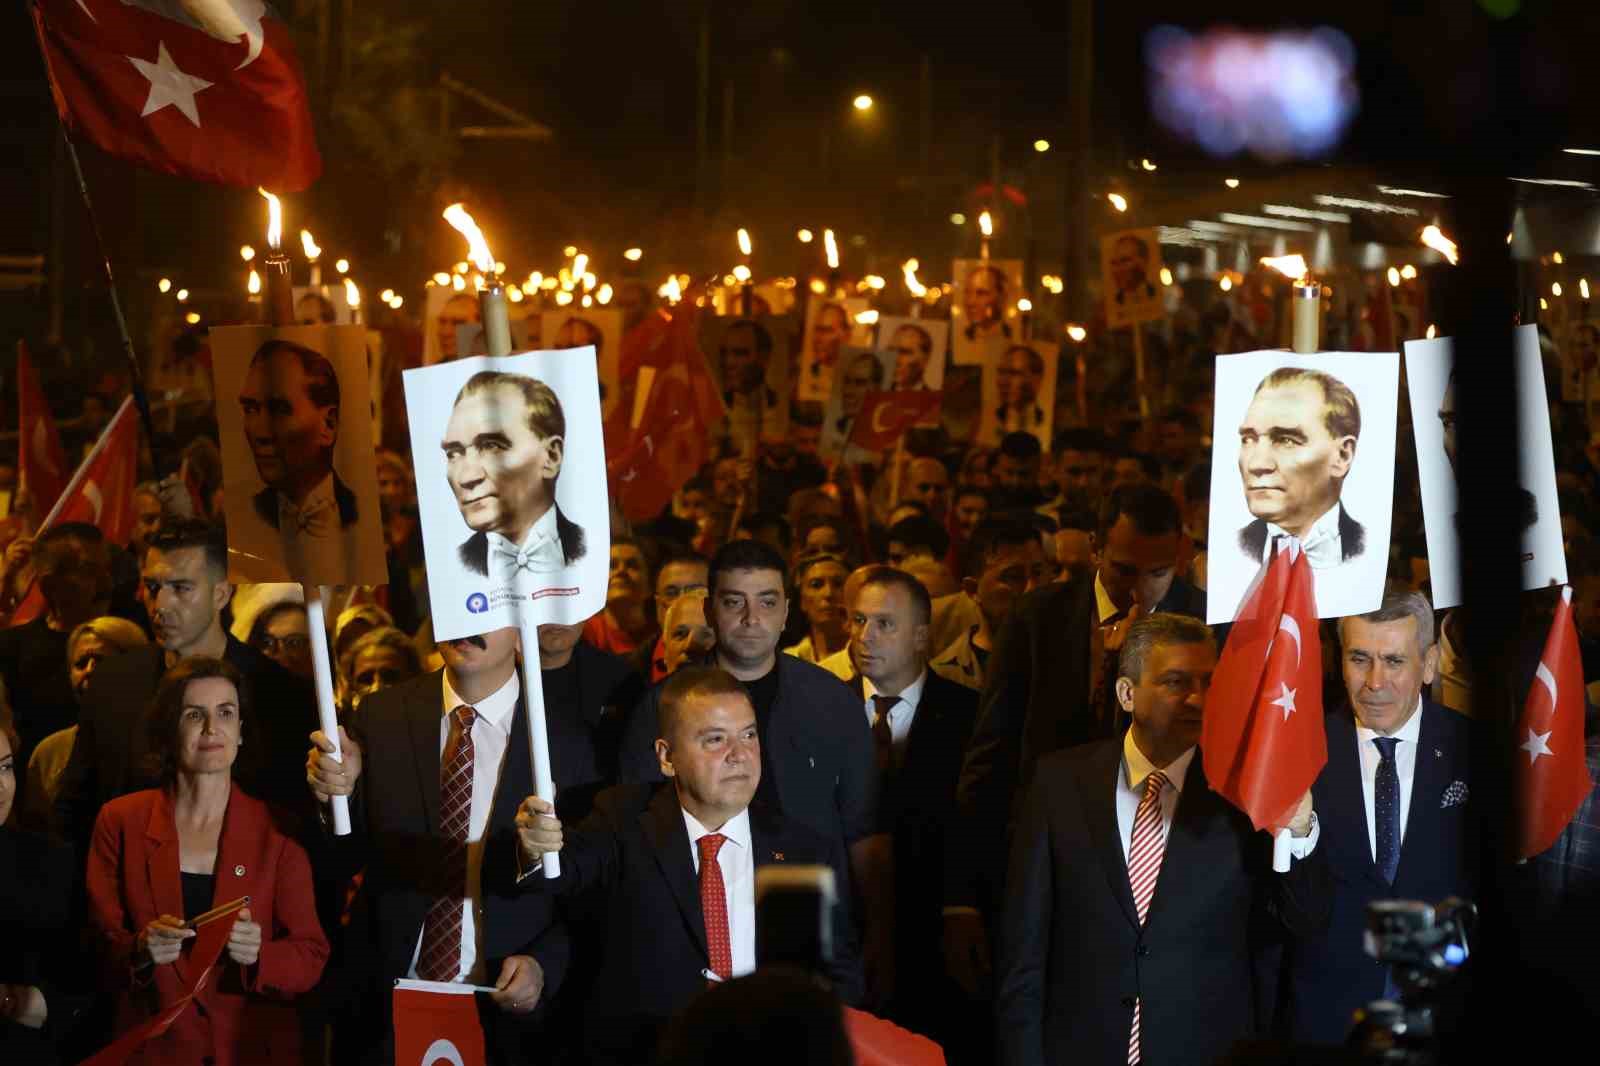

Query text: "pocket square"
[1441, 780, 1469, 809]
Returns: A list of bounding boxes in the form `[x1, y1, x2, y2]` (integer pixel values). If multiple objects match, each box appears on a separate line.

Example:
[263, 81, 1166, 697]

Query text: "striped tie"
[1126, 770, 1171, 1065]
[415, 704, 476, 981]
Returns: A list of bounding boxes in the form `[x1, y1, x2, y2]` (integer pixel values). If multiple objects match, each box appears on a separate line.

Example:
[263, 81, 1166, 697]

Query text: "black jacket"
[543, 641, 647, 825]
[252, 472, 360, 530]
[458, 505, 587, 576]
[519, 783, 861, 1065]
[997, 741, 1330, 1066]
[0, 827, 85, 1064]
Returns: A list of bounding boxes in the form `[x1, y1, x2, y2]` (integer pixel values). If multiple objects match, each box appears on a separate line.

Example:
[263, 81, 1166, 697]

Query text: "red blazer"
[86, 785, 329, 1066]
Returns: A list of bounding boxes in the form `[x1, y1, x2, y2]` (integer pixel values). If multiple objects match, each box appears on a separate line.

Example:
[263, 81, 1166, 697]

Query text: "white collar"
[1262, 504, 1343, 567]
[682, 804, 752, 851]
[486, 504, 559, 555]
[1354, 696, 1425, 747]
[862, 667, 928, 711]
[278, 471, 335, 513]
[1122, 728, 1196, 793]
[1094, 572, 1121, 624]
[441, 667, 521, 734]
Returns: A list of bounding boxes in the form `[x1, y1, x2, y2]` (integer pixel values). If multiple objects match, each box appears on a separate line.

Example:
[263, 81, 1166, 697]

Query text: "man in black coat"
[946, 484, 1205, 990]
[307, 627, 566, 1065]
[998, 614, 1327, 1066]
[1286, 590, 1477, 1045]
[531, 621, 646, 822]
[513, 666, 860, 1066]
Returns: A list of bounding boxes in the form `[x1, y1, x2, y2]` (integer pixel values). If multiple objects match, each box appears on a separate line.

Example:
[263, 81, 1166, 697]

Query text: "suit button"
[1120, 996, 1136, 1008]
[1137, 945, 1150, 957]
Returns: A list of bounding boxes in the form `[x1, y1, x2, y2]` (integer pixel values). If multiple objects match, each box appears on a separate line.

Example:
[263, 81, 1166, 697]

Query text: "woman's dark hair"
[145, 657, 255, 786]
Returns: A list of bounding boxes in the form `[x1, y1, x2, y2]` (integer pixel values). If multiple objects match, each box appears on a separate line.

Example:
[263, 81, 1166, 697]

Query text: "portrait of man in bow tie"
[442, 370, 587, 581]
[1236, 366, 1366, 569]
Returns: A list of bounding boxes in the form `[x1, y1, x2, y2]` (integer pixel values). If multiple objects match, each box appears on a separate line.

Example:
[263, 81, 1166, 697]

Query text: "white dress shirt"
[861, 668, 927, 755]
[683, 806, 757, 978]
[487, 505, 566, 582]
[407, 669, 520, 984]
[1354, 698, 1424, 863]
[1257, 504, 1344, 570]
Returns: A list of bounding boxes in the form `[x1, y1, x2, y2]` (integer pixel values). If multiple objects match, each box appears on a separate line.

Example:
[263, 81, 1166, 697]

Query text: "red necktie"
[698, 833, 732, 980]
[416, 705, 476, 981]
[1126, 770, 1170, 1065]
[870, 695, 898, 772]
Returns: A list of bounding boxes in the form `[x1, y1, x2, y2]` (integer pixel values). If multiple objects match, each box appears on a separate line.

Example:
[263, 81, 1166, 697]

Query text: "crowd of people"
[1, 304, 1598, 1066]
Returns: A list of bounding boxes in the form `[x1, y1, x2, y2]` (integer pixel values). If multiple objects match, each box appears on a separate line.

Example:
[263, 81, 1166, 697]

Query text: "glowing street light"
[797, 229, 814, 243]
[1225, 178, 1241, 189]
[853, 94, 873, 111]
[1033, 139, 1050, 153]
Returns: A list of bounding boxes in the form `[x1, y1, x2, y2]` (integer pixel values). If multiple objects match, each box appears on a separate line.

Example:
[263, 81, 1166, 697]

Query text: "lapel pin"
[1435, 749, 1443, 759]
[234, 865, 246, 877]
[773, 852, 785, 861]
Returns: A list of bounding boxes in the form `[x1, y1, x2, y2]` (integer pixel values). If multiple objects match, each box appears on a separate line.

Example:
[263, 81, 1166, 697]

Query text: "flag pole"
[57, 127, 170, 476]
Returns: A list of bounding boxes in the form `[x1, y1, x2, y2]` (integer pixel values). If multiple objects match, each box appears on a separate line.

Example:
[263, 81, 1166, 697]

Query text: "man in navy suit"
[514, 666, 860, 1064]
[1288, 588, 1477, 1044]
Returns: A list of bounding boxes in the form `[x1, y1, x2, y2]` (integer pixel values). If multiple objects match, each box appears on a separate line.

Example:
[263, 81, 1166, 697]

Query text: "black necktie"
[1373, 737, 1401, 884]
[870, 695, 897, 773]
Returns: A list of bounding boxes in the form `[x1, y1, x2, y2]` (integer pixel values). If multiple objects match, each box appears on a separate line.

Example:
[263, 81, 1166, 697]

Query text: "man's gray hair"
[1338, 586, 1436, 651]
[1118, 612, 1215, 683]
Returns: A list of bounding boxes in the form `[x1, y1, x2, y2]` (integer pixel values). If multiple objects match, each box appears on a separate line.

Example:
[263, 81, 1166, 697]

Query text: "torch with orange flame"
[258, 188, 293, 325]
[1260, 254, 1320, 354]
[442, 203, 511, 356]
[1420, 224, 1459, 266]
[978, 210, 994, 259]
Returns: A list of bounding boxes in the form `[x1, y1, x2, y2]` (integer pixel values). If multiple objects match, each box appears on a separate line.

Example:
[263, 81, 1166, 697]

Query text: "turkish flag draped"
[1516, 587, 1595, 861]
[16, 341, 69, 522]
[605, 302, 725, 520]
[392, 984, 487, 1066]
[843, 1007, 947, 1065]
[1203, 540, 1328, 832]
[32, 0, 321, 190]
[41, 395, 140, 544]
[848, 390, 943, 451]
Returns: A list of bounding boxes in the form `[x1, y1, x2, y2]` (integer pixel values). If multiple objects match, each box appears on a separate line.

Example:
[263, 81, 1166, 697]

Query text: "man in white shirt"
[513, 666, 860, 1065]
[443, 371, 587, 581]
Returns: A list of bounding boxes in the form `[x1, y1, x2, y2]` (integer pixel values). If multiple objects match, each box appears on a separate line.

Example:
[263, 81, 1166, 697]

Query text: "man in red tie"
[515, 666, 862, 1065]
[996, 614, 1326, 1066]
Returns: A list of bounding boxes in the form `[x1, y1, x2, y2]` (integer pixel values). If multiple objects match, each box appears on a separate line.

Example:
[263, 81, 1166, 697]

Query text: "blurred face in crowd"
[607, 543, 649, 609]
[890, 326, 932, 389]
[253, 604, 312, 679]
[840, 353, 881, 419]
[438, 626, 520, 685]
[803, 523, 844, 558]
[551, 318, 601, 351]
[1054, 449, 1104, 509]
[132, 491, 164, 555]
[963, 266, 1002, 327]
[443, 384, 562, 544]
[906, 459, 950, 519]
[811, 305, 849, 362]
[376, 460, 412, 515]
[175, 676, 243, 777]
[797, 559, 849, 636]
[992, 451, 1041, 493]
[1055, 527, 1095, 583]
[436, 293, 481, 361]
[38, 534, 113, 626]
[1238, 379, 1355, 539]
[1118, 638, 1214, 764]
[678, 486, 712, 525]
[535, 621, 585, 665]
[143, 546, 229, 656]
[792, 420, 822, 455]
[657, 689, 760, 827]
[296, 293, 336, 326]
[850, 581, 929, 692]
[712, 459, 743, 508]
[1110, 457, 1149, 490]
[962, 451, 992, 489]
[886, 538, 934, 569]
[1155, 419, 1196, 467]
[0, 729, 13, 827]
[348, 642, 416, 709]
[69, 631, 115, 701]
[710, 567, 789, 674]
[663, 592, 715, 674]
[722, 323, 769, 394]
[997, 347, 1043, 409]
[1340, 615, 1437, 736]
[971, 540, 1046, 629]
[1094, 514, 1180, 613]
[655, 559, 710, 628]
[953, 492, 989, 540]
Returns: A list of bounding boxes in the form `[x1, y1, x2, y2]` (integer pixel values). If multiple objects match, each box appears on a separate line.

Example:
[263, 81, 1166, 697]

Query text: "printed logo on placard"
[465, 592, 490, 614]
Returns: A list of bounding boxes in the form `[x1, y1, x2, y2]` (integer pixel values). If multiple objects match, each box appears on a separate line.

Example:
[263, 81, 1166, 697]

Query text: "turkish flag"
[40, 396, 140, 545]
[848, 390, 943, 452]
[606, 302, 725, 520]
[392, 986, 487, 1066]
[1516, 587, 1595, 860]
[843, 1007, 947, 1065]
[1203, 540, 1328, 832]
[16, 341, 69, 522]
[32, 0, 321, 191]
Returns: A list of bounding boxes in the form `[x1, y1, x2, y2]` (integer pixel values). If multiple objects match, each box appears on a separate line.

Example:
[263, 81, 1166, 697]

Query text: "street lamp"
[853, 93, 873, 111]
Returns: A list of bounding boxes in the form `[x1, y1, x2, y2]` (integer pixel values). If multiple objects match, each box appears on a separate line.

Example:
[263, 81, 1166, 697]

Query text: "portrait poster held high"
[702, 313, 792, 454]
[209, 323, 388, 585]
[1205, 350, 1400, 624]
[1099, 227, 1166, 329]
[950, 258, 1023, 366]
[1404, 325, 1567, 609]
[797, 297, 867, 404]
[875, 315, 948, 392]
[976, 340, 1058, 449]
[541, 308, 624, 422]
[818, 346, 893, 463]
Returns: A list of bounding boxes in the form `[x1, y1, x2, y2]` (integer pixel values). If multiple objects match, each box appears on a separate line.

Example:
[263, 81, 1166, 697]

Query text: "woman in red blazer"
[86, 657, 329, 1066]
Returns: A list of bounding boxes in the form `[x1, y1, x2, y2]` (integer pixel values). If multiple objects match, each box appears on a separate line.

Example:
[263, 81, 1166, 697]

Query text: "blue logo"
[466, 593, 489, 614]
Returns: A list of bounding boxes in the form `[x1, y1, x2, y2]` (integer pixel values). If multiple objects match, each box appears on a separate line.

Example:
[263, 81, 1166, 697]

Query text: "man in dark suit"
[846, 566, 980, 1055]
[1235, 366, 1366, 570]
[1287, 589, 1477, 1045]
[513, 666, 861, 1065]
[998, 614, 1326, 1066]
[946, 483, 1205, 994]
[54, 520, 318, 847]
[307, 625, 565, 1065]
[442, 371, 586, 580]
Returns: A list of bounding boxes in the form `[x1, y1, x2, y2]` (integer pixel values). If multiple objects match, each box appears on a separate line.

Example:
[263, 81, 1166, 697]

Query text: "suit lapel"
[1395, 704, 1447, 886]
[407, 679, 442, 834]
[1142, 758, 1224, 931]
[1321, 711, 1386, 888]
[641, 787, 709, 961]
[143, 791, 193, 986]
[1079, 741, 1140, 929]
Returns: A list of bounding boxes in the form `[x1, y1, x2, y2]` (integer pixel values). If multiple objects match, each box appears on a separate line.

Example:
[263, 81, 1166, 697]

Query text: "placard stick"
[1131, 322, 1149, 417]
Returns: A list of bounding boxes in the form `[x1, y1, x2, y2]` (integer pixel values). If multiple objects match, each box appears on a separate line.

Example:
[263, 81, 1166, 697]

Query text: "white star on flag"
[1520, 727, 1554, 764]
[127, 42, 213, 127]
[1269, 681, 1297, 721]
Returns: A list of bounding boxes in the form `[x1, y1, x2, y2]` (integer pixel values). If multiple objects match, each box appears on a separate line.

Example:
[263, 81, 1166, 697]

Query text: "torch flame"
[978, 211, 993, 237]
[856, 309, 879, 325]
[300, 230, 320, 261]
[258, 188, 282, 250]
[247, 270, 261, 295]
[1260, 254, 1309, 282]
[903, 259, 927, 298]
[1583, 278, 1591, 300]
[733, 265, 752, 283]
[738, 228, 752, 257]
[1066, 324, 1087, 342]
[343, 277, 360, 308]
[823, 229, 840, 270]
[442, 203, 497, 275]
[572, 253, 589, 279]
[1420, 224, 1459, 265]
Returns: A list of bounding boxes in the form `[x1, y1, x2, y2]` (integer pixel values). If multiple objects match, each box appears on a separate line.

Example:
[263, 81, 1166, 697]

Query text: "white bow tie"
[283, 496, 336, 537]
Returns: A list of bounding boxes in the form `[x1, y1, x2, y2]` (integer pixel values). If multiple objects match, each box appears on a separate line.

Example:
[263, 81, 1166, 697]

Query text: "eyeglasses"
[253, 634, 310, 656]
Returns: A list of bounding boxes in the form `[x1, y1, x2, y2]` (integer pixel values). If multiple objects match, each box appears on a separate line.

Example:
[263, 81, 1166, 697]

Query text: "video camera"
[1347, 898, 1475, 1065]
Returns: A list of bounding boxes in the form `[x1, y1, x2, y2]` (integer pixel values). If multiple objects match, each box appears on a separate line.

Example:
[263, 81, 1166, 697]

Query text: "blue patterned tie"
[1373, 737, 1401, 884]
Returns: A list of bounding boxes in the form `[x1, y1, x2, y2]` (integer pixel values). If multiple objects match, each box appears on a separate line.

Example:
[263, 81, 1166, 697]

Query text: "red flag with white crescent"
[16, 341, 69, 522]
[392, 984, 487, 1066]
[41, 395, 140, 544]
[848, 390, 943, 452]
[1517, 587, 1594, 860]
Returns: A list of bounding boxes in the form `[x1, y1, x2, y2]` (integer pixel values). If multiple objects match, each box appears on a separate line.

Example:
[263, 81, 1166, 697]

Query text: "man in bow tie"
[1236, 366, 1366, 569]
[239, 339, 362, 581]
[443, 371, 587, 581]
